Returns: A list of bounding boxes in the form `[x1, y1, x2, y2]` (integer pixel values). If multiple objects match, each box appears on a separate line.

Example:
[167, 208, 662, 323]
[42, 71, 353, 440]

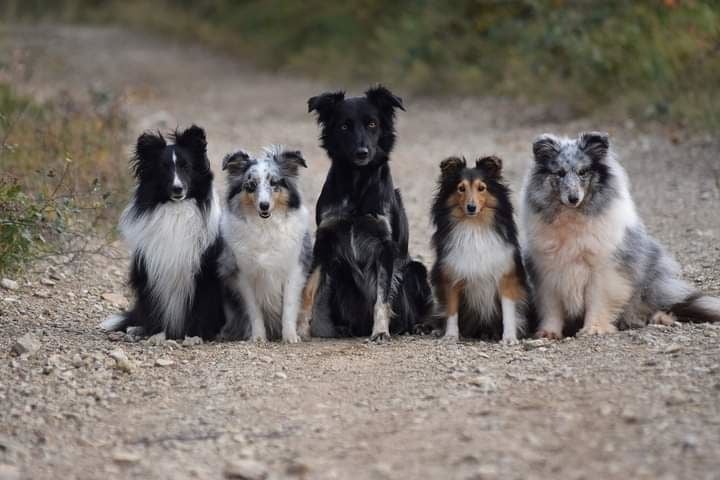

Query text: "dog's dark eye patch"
[245, 181, 257, 192]
[557, 170, 567, 178]
[577, 167, 591, 176]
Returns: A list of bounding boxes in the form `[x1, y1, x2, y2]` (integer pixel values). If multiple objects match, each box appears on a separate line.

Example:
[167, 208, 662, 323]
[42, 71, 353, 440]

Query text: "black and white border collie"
[303, 85, 433, 341]
[429, 156, 531, 343]
[100, 125, 226, 340]
[219, 146, 312, 343]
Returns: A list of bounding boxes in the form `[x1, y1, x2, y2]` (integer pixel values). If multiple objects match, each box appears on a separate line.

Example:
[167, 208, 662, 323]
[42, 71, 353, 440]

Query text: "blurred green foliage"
[3, 0, 719, 126]
[0, 82, 128, 273]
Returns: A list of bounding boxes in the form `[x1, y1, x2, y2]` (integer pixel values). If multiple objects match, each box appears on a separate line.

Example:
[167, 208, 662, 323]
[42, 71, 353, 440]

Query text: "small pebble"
[223, 459, 268, 480]
[0, 279, 19, 291]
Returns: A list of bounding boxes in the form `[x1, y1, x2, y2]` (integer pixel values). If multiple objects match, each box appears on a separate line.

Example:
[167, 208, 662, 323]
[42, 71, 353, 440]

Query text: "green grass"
[4, 0, 718, 128]
[0, 82, 128, 273]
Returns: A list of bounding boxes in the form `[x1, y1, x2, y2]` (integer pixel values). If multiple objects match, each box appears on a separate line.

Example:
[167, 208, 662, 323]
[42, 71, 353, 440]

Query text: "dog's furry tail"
[670, 293, 720, 323]
[391, 260, 433, 334]
[99, 313, 131, 332]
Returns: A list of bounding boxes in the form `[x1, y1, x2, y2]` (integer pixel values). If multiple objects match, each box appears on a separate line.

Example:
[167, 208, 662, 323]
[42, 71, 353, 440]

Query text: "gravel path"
[1, 25, 719, 480]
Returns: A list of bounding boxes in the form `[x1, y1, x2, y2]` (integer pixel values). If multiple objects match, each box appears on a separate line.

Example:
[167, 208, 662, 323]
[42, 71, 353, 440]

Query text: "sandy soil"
[1, 25, 719, 480]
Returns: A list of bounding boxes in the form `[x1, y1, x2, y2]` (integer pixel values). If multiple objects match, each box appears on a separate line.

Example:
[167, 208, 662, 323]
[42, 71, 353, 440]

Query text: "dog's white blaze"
[444, 313, 459, 339]
[120, 189, 220, 338]
[100, 314, 126, 331]
[222, 200, 309, 338]
[171, 150, 182, 188]
[443, 222, 515, 321]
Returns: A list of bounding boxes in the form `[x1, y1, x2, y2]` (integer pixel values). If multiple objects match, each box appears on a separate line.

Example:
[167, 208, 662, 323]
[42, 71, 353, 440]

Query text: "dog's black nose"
[568, 195, 579, 205]
[171, 186, 184, 195]
[259, 201, 270, 212]
[466, 204, 477, 214]
[355, 147, 369, 160]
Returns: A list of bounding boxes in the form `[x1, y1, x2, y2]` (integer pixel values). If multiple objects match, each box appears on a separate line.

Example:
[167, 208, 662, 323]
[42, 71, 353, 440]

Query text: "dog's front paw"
[536, 329, 563, 340]
[578, 322, 617, 336]
[250, 334, 268, 343]
[369, 331, 391, 343]
[501, 335, 519, 345]
[282, 332, 302, 344]
[649, 311, 677, 326]
[441, 332, 459, 343]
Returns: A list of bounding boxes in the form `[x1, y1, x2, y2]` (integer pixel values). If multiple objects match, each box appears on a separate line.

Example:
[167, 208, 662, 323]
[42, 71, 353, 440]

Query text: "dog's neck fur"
[317, 159, 395, 223]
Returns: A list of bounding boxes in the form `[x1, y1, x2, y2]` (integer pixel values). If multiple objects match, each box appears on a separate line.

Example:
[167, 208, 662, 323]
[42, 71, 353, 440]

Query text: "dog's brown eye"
[458, 185, 466, 193]
[368, 121, 376, 128]
[477, 185, 486, 192]
[340, 124, 349, 131]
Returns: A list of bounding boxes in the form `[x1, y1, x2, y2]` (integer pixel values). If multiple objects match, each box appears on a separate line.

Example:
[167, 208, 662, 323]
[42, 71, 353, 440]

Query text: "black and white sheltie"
[429, 156, 531, 343]
[100, 125, 226, 340]
[303, 85, 433, 341]
[218, 146, 312, 343]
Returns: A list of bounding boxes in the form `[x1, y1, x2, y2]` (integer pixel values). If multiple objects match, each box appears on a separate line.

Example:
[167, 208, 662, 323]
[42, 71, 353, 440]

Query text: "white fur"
[442, 222, 516, 321]
[222, 203, 309, 342]
[444, 313, 459, 340]
[100, 313, 126, 331]
[501, 297, 518, 343]
[120, 190, 221, 338]
[521, 155, 639, 335]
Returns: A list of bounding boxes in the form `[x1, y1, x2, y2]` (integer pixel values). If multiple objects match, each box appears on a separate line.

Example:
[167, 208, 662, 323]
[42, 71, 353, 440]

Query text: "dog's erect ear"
[133, 131, 166, 177]
[476, 155, 503, 178]
[175, 125, 207, 156]
[365, 85, 405, 113]
[307, 91, 345, 120]
[222, 150, 252, 175]
[578, 131, 609, 162]
[440, 156, 466, 177]
[532, 134, 560, 164]
[276, 148, 307, 178]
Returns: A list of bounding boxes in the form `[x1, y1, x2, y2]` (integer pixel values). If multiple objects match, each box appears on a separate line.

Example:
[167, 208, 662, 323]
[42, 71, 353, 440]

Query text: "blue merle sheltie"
[302, 85, 433, 341]
[218, 146, 312, 343]
[100, 125, 226, 340]
[521, 131, 720, 338]
[430, 156, 531, 343]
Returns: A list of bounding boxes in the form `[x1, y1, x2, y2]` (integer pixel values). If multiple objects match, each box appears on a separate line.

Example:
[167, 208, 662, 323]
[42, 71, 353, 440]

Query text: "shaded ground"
[1, 25, 719, 480]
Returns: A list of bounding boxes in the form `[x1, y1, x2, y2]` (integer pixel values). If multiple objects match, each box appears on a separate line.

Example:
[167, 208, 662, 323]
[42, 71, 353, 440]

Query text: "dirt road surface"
[1, 25, 719, 480]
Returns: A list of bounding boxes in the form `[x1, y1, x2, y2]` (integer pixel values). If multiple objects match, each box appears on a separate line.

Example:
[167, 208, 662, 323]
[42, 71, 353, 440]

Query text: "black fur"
[307, 85, 432, 337]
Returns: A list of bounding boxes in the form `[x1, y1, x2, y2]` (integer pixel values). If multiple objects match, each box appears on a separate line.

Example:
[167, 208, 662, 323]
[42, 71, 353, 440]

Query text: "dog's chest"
[223, 208, 308, 278]
[531, 203, 628, 267]
[120, 195, 220, 333]
[442, 223, 514, 282]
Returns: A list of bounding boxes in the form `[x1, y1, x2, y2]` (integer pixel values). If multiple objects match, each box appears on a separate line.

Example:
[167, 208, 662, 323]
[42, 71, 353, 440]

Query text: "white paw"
[579, 322, 617, 336]
[99, 314, 125, 331]
[369, 331, 391, 343]
[441, 332, 459, 343]
[147, 331, 166, 345]
[250, 334, 267, 343]
[501, 335, 519, 345]
[282, 332, 301, 344]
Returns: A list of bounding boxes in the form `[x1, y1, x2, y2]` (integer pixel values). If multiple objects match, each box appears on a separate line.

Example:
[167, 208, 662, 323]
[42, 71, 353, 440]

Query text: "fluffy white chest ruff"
[222, 206, 308, 318]
[525, 196, 638, 314]
[120, 191, 220, 336]
[442, 223, 514, 318]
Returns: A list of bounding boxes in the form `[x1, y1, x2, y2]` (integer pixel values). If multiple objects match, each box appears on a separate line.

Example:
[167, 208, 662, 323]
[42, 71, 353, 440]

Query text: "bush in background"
[0, 81, 128, 273]
[3, 0, 718, 128]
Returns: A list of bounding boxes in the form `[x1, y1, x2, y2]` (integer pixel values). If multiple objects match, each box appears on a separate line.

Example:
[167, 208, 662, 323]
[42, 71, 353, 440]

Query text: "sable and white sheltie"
[218, 146, 312, 343]
[430, 156, 530, 343]
[101, 125, 226, 340]
[304, 85, 433, 341]
[521, 131, 720, 338]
